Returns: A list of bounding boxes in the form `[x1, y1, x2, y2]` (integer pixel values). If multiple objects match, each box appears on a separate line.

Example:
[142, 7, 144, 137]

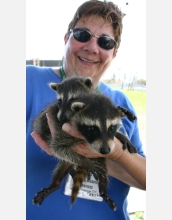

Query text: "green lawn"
[103, 85, 146, 220]
[120, 90, 146, 115]
[121, 90, 146, 220]
[130, 211, 144, 220]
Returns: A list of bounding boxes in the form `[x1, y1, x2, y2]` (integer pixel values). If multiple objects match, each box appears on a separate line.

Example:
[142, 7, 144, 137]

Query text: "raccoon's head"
[69, 97, 137, 155]
[70, 101, 121, 155]
[49, 76, 93, 123]
[77, 118, 120, 155]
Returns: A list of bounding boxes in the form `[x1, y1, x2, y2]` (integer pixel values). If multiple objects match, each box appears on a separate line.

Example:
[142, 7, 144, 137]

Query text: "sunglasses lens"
[71, 28, 117, 50]
[73, 29, 91, 42]
[98, 37, 115, 50]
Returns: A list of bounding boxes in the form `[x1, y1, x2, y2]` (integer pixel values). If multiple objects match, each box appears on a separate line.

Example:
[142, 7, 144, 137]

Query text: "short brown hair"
[67, 0, 125, 49]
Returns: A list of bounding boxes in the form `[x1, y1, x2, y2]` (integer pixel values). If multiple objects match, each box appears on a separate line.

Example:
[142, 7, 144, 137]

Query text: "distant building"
[26, 59, 62, 67]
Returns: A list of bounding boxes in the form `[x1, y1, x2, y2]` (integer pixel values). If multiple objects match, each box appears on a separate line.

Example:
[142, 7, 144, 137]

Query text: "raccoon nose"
[100, 147, 110, 155]
[58, 115, 67, 123]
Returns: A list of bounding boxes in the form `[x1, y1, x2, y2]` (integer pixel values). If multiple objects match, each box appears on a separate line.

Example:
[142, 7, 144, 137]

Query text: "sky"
[26, 0, 146, 79]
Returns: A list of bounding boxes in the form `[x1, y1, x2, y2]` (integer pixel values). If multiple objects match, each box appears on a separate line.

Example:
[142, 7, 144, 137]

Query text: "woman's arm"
[106, 148, 146, 190]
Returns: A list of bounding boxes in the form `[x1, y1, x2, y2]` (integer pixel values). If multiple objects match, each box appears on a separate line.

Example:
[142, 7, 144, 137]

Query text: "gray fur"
[32, 76, 137, 210]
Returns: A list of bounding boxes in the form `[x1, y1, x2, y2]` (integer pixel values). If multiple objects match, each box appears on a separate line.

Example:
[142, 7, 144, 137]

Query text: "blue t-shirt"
[26, 65, 145, 220]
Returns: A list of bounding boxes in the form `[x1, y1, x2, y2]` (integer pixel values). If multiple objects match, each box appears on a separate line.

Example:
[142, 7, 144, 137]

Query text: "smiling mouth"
[78, 56, 98, 63]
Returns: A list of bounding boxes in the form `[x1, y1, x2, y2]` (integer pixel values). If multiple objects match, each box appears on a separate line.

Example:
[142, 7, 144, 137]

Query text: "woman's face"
[63, 15, 117, 86]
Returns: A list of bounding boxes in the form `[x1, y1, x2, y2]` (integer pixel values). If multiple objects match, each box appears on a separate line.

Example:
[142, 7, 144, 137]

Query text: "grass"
[103, 84, 146, 219]
[129, 211, 144, 220]
[120, 90, 146, 115]
[120, 90, 146, 220]
[103, 82, 146, 115]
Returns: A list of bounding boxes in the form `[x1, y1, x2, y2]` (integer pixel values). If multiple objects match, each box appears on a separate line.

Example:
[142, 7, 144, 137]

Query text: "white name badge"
[64, 173, 103, 202]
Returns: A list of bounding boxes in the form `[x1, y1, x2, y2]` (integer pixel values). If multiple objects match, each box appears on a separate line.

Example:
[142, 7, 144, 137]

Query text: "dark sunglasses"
[70, 28, 118, 50]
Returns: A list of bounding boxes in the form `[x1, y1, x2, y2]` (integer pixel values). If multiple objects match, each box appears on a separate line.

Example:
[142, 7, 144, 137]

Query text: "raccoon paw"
[89, 162, 107, 180]
[115, 132, 137, 153]
[32, 188, 49, 206]
[85, 169, 98, 181]
[100, 192, 117, 211]
[93, 161, 106, 172]
[117, 106, 137, 122]
[123, 140, 137, 153]
[106, 197, 117, 211]
[87, 170, 98, 180]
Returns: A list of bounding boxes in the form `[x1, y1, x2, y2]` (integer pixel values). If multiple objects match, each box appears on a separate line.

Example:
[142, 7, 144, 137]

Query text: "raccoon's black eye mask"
[109, 124, 118, 134]
[86, 126, 98, 135]
[77, 124, 100, 143]
[57, 99, 62, 108]
[85, 126, 100, 142]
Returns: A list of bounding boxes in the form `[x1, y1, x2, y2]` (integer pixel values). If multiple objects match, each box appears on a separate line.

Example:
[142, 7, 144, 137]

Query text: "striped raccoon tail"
[70, 166, 87, 206]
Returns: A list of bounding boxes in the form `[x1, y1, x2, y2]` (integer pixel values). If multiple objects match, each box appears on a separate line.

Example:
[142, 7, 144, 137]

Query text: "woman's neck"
[52, 67, 61, 77]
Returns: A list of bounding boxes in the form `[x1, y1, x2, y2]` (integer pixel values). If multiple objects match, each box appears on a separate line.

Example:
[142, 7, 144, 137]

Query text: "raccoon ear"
[49, 83, 60, 91]
[117, 106, 137, 122]
[71, 102, 86, 112]
[84, 77, 93, 88]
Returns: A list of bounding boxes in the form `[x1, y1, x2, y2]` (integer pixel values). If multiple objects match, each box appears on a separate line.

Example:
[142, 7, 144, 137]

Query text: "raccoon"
[32, 76, 137, 211]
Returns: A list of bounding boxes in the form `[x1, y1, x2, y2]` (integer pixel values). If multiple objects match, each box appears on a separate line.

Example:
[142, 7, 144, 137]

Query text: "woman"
[27, 1, 146, 219]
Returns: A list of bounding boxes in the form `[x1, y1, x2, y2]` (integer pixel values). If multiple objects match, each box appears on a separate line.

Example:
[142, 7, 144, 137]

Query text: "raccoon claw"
[90, 170, 98, 180]
[83, 159, 107, 181]
[94, 162, 106, 172]
[89, 162, 106, 180]
[32, 188, 49, 206]
[86, 169, 98, 181]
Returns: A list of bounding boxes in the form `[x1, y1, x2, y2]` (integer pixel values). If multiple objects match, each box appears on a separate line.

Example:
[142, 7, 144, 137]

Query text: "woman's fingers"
[46, 113, 55, 137]
[62, 123, 85, 140]
[31, 131, 54, 156]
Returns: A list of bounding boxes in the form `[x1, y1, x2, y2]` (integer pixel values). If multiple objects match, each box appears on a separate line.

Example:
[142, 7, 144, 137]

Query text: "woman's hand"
[31, 131, 54, 156]
[31, 113, 94, 157]
[31, 113, 55, 156]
